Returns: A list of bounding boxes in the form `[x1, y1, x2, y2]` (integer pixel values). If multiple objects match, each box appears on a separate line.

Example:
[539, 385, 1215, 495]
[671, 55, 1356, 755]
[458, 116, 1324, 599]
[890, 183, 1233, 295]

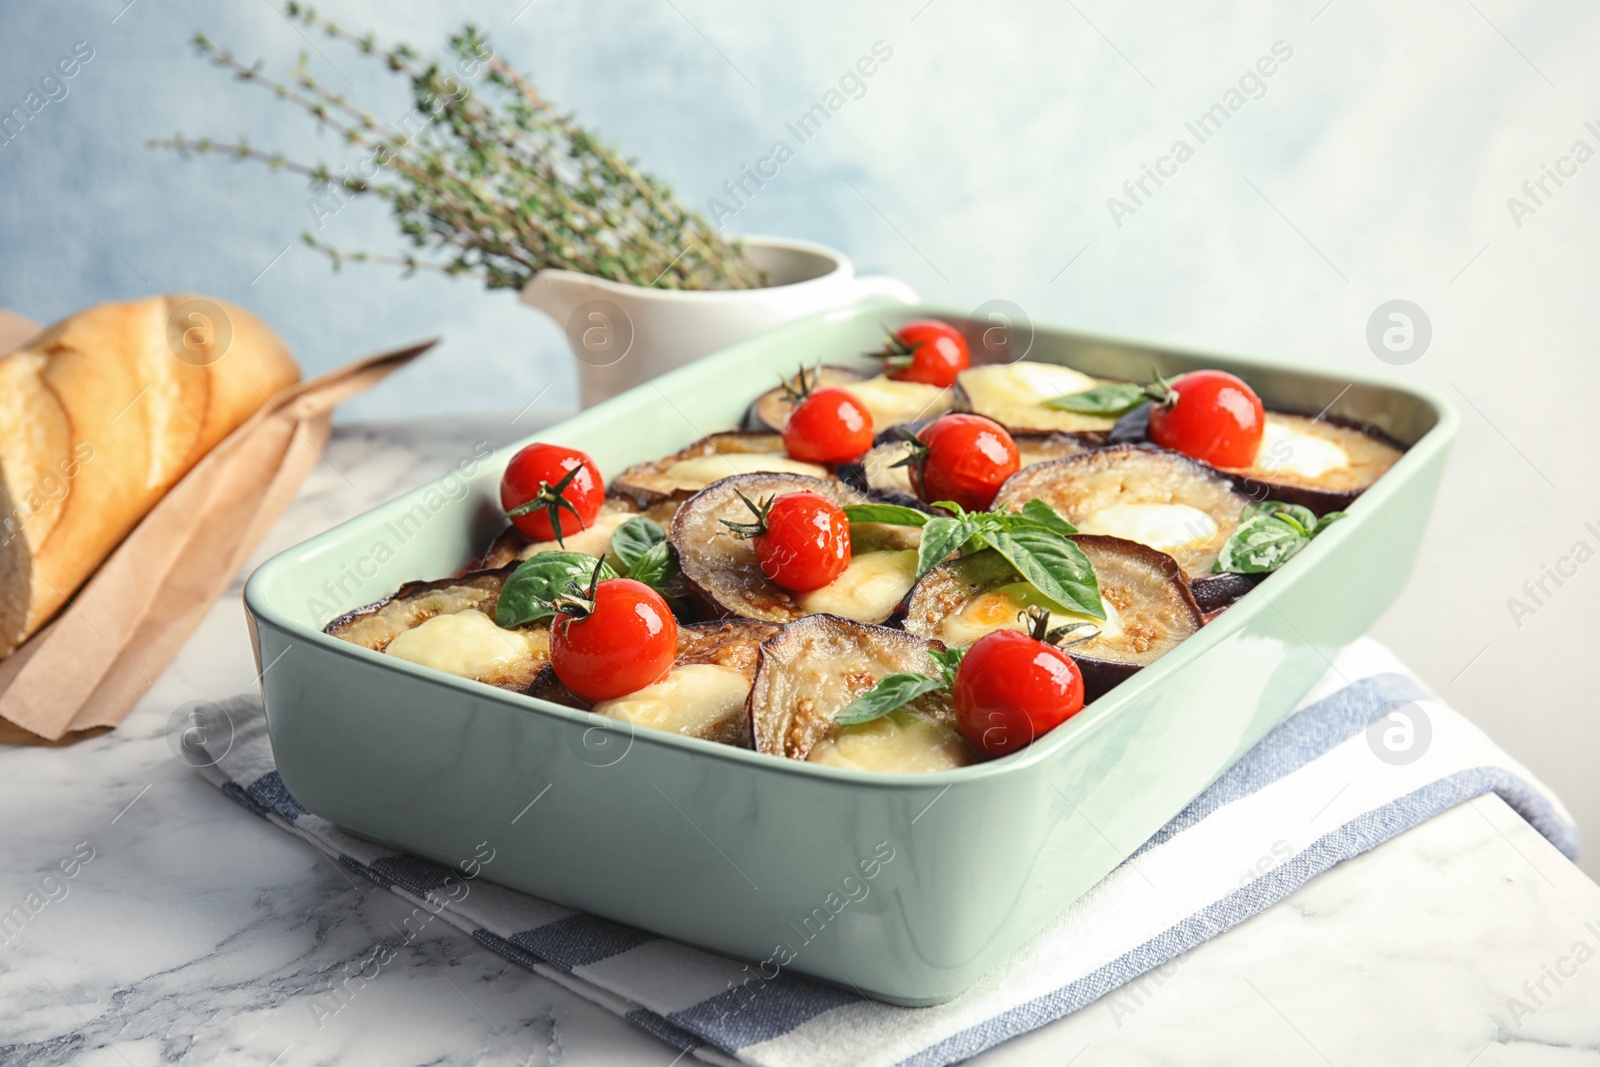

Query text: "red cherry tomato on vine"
[783, 387, 873, 463]
[881, 319, 970, 387]
[551, 578, 678, 703]
[500, 442, 604, 542]
[952, 628, 1085, 758]
[1147, 370, 1265, 469]
[750, 491, 851, 592]
[905, 414, 1020, 512]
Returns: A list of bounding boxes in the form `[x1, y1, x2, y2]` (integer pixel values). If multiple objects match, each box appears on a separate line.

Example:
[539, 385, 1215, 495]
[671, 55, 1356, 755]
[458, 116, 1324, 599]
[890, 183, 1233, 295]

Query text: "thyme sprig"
[150, 6, 764, 292]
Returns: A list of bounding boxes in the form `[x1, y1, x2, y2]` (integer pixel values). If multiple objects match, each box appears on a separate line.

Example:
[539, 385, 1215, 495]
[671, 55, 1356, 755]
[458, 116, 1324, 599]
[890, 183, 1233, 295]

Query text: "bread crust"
[0, 295, 300, 655]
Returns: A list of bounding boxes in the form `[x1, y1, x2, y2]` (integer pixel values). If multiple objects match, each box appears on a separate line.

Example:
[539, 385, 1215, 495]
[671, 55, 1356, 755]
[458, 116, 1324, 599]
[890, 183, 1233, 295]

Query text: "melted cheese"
[384, 610, 537, 679]
[841, 375, 953, 427]
[961, 362, 1098, 408]
[592, 664, 750, 737]
[1076, 503, 1217, 551]
[517, 507, 633, 560]
[797, 550, 920, 621]
[808, 708, 973, 772]
[939, 582, 1121, 648]
[662, 453, 827, 488]
[1256, 419, 1349, 479]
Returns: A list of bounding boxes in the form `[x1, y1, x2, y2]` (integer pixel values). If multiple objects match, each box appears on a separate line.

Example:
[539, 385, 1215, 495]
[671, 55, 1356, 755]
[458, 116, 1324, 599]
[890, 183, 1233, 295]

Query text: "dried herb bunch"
[151, 5, 764, 291]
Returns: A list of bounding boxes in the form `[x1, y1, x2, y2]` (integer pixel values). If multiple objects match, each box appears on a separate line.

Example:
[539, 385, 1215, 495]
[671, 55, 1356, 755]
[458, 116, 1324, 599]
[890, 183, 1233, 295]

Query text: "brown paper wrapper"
[0, 311, 434, 742]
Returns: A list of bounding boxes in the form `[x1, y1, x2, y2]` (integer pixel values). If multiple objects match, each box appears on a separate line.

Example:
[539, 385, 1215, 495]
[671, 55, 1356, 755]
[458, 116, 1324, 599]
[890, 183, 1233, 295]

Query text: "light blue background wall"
[4, 1, 1599, 871]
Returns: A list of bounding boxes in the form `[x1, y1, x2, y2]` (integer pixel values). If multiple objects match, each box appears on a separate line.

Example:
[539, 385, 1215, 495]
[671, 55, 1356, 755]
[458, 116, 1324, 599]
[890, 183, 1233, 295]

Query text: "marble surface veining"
[1, 419, 1597, 1067]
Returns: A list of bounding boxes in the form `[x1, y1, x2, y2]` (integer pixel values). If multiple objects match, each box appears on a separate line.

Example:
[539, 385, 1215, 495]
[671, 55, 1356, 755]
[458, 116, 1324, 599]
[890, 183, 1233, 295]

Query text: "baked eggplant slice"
[325, 567, 513, 650]
[744, 365, 953, 434]
[992, 443, 1249, 588]
[840, 430, 1090, 509]
[610, 432, 830, 510]
[531, 619, 779, 747]
[326, 566, 552, 692]
[955, 361, 1122, 438]
[901, 539, 1202, 700]
[1109, 407, 1403, 514]
[1216, 413, 1404, 514]
[748, 615, 976, 771]
[670, 472, 921, 624]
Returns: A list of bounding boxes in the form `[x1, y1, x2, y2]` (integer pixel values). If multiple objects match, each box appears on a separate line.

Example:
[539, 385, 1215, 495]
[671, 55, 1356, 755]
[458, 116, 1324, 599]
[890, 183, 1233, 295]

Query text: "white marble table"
[3, 418, 1597, 1067]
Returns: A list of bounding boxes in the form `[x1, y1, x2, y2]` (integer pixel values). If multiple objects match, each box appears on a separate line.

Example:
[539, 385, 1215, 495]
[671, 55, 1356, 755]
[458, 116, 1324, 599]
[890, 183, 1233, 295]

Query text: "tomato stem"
[549, 557, 607, 626]
[718, 489, 774, 539]
[866, 323, 918, 366]
[1143, 369, 1179, 409]
[888, 426, 929, 472]
[778, 363, 822, 404]
[505, 463, 588, 546]
[1021, 605, 1101, 647]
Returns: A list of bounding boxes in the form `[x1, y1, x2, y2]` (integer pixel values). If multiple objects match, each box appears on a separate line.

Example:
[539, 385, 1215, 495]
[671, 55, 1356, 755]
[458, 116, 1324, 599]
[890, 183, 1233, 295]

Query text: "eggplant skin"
[747, 614, 954, 761]
[1189, 571, 1263, 615]
[670, 471, 909, 624]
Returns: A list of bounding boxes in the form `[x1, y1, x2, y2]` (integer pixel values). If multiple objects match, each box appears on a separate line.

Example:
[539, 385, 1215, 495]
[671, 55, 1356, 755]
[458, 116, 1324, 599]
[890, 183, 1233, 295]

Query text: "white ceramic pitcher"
[520, 235, 918, 408]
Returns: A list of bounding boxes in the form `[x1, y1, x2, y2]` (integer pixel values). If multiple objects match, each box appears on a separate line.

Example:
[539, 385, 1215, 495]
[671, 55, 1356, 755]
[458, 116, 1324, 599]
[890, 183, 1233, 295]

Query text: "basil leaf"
[1042, 381, 1148, 416]
[835, 672, 946, 726]
[842, 503, 930, 528]
[610, 516, 666, 572]
[1215, 507, 1347, 575]
[985, 526, 1105, 619]
[1011, 499, 1078, 538]
[916, 516, 977, 580]
[927, 646, 966, 687]
[1243, 501, 1317, 529]
[627, 540, 679, 592]
[1312, 510, 1348, 536]
[1213, 516, 1308, 574]
[495, 552, 617, 628]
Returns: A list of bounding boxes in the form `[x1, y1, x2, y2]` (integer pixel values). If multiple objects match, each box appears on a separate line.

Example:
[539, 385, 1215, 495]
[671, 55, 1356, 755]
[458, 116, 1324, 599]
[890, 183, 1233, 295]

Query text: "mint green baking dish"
[243, 302, 1456, 1005]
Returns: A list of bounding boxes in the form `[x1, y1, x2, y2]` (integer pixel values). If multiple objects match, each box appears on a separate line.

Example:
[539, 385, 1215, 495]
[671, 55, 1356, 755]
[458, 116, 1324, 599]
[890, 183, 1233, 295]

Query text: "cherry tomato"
[751, 491, 851, 592]
[500, 442, 604, 542]
[783, 387, 873, 463]
[881, 319, 970, 387]
[551, 578, 678, 703]
[952, 628, 1085, 758]
[1147, 370, 1265, 469]
[905, 414, 1020, 512]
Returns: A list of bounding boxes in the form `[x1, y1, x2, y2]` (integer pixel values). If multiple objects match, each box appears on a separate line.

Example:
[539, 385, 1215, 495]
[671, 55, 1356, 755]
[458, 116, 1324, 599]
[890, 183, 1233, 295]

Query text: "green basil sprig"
[842, 498, 1103, 620]
[834, 646, 969, 727]
[1214, 502, 1347, 574]
[835, 673, 947, 726]
[495, 551, 618, 628]
[837, 502, 929, 527]
[609, 516, 679, 590]
[1042, 381, 1150, 416]
[495, 517, 679, 628]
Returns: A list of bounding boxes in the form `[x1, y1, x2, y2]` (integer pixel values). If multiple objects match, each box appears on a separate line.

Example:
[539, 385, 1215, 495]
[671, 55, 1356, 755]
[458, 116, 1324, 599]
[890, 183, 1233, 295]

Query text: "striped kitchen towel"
[193, 637, 1578, 1066]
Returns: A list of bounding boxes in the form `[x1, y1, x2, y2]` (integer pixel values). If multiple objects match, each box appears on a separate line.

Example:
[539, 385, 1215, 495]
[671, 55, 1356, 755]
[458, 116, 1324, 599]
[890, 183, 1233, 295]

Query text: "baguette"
[0, 295, 300, 658]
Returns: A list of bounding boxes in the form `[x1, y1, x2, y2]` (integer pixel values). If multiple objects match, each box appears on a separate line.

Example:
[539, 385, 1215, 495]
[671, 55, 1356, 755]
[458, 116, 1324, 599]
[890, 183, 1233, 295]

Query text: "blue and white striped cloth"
[197, 638, 1578, 1066]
